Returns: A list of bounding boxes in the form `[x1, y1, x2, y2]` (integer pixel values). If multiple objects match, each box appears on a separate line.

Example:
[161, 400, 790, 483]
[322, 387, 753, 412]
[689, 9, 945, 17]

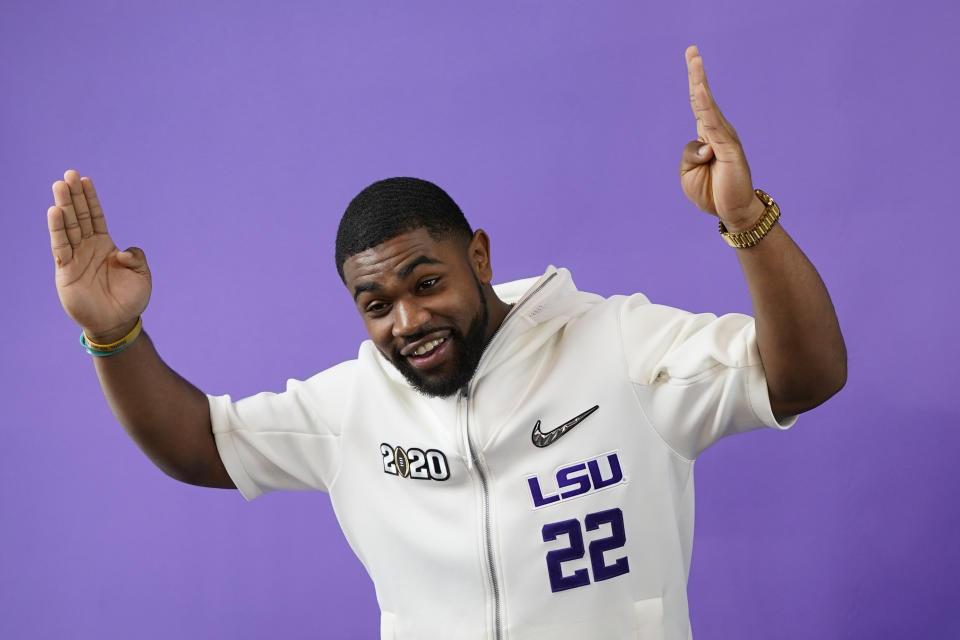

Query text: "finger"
[686, 46, 714, 90]
[679, 139, 714, 174]
[691, 79, 741, 162]
[685, 45, 701, 114]
[81, 176, 108, 235]
[687, 50, 738, 134]
[47, 206, 73, 267]
[52, 180, 82, 248]
[64, 170, 94, 239]
[116, 246, 149, 274]
[685, 45, 705, 141]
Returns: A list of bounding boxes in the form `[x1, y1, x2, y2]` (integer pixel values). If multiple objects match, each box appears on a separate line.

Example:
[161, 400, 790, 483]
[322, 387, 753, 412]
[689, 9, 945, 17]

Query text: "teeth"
[413, 337, 446, 356]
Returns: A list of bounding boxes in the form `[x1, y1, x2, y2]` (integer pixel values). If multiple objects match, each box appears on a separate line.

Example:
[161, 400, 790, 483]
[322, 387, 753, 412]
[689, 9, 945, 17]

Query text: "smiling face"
[342, 227, 505, 397]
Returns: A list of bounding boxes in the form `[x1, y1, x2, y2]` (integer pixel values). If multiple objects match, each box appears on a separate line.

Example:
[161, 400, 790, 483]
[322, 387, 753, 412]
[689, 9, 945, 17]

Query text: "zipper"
[474, 270, 558, 384]
[460, 270, 558, 640]
[462, 388, 503, 640]
[460, 271, 558, 473]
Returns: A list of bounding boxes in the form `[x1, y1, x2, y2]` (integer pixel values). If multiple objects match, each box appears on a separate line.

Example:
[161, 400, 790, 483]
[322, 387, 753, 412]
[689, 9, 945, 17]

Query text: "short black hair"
[335, 177, 473, 281]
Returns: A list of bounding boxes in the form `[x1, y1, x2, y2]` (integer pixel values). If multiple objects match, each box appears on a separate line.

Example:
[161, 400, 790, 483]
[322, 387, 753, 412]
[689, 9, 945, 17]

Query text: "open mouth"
[402, 332, 453, 370]
[412, 336, 447, 356]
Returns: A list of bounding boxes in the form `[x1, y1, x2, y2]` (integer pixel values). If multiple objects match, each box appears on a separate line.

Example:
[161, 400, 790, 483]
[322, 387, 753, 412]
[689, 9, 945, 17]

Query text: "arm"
[91, 330, 234, 488]
[731, 221, 846, 419]
[678, 47, 847, 418]
[48, 170, 234, 488]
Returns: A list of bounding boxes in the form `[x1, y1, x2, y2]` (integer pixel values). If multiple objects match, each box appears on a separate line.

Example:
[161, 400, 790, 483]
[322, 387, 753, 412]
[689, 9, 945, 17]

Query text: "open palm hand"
[48, 170, 151, 342]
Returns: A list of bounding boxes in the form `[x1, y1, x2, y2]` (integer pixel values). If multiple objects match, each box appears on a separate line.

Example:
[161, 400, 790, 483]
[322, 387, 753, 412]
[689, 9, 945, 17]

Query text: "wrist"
[718, 198, 767, 234]
[83, 319, 141, 345]
[718, 189, 782, 249]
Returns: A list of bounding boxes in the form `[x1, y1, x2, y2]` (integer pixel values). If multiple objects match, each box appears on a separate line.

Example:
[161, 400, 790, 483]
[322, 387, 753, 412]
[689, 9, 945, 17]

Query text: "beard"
[388, 277, 490, 398]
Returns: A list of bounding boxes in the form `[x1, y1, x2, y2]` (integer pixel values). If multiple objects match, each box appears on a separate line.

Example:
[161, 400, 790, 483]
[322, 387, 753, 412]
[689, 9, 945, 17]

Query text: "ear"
[467, 230, 493, 283]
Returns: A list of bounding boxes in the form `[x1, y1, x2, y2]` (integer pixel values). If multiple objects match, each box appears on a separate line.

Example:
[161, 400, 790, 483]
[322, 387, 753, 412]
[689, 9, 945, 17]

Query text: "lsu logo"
[380, 443, 450, 481]
[527, 451, 624, 508]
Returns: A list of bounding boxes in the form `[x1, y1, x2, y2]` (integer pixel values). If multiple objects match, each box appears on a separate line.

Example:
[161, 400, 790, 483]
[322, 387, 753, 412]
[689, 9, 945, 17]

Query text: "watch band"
[718, 189, 781, 249]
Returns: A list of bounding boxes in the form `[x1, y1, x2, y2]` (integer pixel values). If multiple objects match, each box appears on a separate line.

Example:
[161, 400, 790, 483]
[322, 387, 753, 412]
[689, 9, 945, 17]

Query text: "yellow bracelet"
[81, 317, 143, 355]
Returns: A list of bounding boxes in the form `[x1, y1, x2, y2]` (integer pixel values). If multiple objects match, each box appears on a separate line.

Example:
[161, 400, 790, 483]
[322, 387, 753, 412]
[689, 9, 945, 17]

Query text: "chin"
[414, 381, 465, 398]
[388, 350, 471, 398]
[402, 365, 472, 398]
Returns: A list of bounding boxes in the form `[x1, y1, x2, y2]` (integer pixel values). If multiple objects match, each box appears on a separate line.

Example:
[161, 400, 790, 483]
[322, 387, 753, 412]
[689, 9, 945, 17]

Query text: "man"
[47, 46, 845, 639]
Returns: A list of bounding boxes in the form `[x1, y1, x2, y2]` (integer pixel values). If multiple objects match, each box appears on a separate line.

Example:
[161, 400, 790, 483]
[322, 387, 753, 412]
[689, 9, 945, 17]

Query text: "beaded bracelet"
[80, 317, 143, 357]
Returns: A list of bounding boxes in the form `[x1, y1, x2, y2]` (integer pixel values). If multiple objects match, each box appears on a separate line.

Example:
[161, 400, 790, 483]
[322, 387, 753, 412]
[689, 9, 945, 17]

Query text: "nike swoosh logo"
[531, 405, 599, 448]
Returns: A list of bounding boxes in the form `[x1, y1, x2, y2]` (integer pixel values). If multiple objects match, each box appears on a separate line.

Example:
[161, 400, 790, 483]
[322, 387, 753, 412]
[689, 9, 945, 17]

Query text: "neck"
[483, 286, 513, 344]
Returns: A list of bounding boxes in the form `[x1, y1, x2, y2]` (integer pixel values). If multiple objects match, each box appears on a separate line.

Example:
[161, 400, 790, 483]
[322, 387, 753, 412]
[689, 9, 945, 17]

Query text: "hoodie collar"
[367, 265, 585, 391]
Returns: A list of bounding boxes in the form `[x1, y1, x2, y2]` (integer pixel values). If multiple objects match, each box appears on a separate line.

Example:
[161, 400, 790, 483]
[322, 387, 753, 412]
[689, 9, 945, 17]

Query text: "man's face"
[342, 228, 494, 397]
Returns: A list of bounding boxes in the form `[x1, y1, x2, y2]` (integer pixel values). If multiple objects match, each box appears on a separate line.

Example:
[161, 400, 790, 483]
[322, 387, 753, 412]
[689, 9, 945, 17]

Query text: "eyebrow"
[352, 281, 381, 302]
[352, 255, 444, 302]
[397, 255, 443, 279]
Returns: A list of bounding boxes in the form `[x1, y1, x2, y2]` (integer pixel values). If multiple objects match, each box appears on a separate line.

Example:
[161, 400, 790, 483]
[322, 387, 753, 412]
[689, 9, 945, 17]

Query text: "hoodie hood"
[479, 265, 603, 386]
[464, 266, 604, 450]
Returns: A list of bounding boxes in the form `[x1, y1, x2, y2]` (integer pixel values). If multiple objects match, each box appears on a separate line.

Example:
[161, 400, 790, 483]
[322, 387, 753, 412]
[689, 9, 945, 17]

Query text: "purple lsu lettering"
[527, 452, 624, 508]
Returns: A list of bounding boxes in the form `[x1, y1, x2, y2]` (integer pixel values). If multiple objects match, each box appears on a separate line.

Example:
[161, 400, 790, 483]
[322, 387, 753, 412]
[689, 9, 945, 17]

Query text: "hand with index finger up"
[48, 170, 152, 344]
[678, 46, 766, 232]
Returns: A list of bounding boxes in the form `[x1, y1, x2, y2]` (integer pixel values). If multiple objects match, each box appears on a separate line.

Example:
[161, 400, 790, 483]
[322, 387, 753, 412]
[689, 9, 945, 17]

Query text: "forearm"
[732, 217, 847, 416]
[92, 330, 225, 484]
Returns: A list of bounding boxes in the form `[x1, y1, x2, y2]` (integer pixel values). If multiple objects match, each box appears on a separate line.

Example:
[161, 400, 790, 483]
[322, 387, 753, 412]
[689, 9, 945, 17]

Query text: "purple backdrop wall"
[3, 1, 958, 638]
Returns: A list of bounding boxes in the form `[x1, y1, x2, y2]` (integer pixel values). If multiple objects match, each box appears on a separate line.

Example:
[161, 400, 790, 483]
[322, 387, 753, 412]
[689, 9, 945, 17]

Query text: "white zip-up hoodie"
[210, 266, 795, 640]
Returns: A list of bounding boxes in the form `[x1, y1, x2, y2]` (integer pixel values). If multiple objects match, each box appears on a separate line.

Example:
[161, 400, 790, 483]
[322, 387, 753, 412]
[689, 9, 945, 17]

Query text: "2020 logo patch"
[380, 443, 450, 481]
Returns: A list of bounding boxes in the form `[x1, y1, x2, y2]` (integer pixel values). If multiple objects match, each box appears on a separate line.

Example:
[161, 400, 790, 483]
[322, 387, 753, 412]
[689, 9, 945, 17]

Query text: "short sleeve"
[619, 294, 797, 460]
[208, 360, 356, 501]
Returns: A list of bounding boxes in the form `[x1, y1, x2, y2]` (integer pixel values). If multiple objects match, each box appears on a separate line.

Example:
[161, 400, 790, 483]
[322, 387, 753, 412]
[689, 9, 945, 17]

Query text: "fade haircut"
[335, 177, 474, 281]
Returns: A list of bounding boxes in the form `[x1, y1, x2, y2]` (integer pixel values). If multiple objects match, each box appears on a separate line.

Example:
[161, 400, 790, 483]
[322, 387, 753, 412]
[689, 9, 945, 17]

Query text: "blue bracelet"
[80, 333, 140, 356]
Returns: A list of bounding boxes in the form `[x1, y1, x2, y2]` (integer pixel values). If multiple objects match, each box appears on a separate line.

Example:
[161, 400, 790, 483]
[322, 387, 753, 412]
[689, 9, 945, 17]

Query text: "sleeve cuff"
[207, 393, 264, 502]
[745, 364, 799, 431]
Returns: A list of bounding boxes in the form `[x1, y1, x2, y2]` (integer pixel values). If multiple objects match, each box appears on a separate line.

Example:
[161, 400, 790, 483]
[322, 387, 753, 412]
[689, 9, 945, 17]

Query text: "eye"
[365, 301, 391, 316]
[418, 277, 439, 291]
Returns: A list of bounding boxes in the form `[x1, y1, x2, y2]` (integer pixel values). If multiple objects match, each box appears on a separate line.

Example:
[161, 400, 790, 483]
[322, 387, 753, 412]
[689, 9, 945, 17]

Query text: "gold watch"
[718, 189, 781, 249]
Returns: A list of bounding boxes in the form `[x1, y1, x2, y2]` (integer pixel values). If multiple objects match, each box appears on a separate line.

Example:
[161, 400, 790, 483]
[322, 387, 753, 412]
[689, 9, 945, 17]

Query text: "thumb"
[115, 246, 149, 273]
[679, 140, 714, 173]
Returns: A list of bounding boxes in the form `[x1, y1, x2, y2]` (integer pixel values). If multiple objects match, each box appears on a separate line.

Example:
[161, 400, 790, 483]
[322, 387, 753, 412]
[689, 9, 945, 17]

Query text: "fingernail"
[698, 145, 710, 156]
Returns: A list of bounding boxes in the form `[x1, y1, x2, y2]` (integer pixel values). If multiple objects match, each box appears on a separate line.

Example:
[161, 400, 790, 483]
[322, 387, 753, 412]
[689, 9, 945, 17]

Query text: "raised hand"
[48, 170, 151, 343]
[679, 46, 764, 232]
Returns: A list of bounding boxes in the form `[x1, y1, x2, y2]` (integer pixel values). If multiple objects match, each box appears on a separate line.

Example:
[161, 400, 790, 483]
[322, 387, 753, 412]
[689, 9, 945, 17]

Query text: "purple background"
[3, 1, 958, 638]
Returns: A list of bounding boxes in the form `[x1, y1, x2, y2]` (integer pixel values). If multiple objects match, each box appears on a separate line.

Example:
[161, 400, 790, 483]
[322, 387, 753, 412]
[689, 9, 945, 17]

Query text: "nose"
[392, 297, 431, 338]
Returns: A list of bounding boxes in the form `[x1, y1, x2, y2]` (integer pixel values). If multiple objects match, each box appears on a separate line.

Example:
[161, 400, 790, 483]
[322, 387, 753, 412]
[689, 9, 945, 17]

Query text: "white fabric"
[208, 266, 795, 639]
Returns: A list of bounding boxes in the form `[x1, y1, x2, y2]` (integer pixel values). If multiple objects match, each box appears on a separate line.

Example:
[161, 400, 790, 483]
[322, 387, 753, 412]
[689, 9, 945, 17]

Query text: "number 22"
[541, 507, 629, 593]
